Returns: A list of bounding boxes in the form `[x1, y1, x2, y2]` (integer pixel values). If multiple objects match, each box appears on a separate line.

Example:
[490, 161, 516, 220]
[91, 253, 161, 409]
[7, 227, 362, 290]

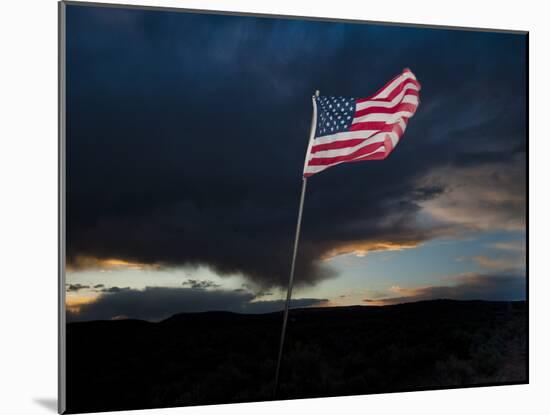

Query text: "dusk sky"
[65, 4, 526, 322]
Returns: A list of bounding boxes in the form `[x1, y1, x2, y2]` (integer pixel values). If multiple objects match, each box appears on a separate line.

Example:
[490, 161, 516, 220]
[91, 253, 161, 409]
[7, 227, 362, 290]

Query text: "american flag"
[303, 68, 421, 177]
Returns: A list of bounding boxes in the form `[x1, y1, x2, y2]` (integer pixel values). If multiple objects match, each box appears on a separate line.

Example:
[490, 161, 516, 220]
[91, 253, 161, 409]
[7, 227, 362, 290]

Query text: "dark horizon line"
[67, 298, 527, 325]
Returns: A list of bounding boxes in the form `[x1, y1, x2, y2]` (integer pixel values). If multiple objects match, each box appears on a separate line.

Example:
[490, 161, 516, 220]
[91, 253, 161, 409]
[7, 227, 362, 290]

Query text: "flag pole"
[273, 90, 319, 398]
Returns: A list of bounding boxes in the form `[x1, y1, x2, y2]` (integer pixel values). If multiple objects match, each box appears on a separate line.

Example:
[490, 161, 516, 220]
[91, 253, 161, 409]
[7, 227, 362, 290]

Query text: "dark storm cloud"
[366, 273, 526, 305]
[99, 286, 132, 293]
[67, 286, 327, 322]
[182, 279, 221, 289]
[256, 290, 273, 297]
[66, 5, 527, 287]
[66, 283, 90, 292]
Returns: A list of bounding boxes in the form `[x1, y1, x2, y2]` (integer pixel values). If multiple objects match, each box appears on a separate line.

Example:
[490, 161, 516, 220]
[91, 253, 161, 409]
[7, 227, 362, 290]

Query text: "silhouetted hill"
[65, 300, 527, 413]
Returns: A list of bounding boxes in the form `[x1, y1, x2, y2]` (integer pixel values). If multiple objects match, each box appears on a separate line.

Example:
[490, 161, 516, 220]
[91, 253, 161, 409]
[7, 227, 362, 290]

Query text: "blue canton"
[315, 96, 356, 138]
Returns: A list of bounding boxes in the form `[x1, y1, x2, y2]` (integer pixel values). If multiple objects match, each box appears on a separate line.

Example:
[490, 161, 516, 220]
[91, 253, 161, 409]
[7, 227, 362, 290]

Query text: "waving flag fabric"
[303, 68, 421, 177]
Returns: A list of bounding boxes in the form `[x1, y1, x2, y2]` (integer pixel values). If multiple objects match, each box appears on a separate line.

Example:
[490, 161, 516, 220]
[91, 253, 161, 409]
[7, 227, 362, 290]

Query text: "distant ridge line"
[66, 299, 526, 325]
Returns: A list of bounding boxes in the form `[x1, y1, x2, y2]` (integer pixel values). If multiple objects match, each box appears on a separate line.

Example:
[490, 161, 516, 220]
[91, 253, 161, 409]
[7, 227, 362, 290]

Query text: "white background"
[0, 0, 545, 414]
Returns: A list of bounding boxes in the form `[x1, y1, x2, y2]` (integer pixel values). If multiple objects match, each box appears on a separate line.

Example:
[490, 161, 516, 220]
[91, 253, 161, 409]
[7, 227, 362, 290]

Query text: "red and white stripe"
[303, 68, 421, 177]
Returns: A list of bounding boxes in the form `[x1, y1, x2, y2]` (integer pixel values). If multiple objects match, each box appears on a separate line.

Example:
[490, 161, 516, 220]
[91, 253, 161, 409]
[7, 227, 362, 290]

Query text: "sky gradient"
[65, 4, 527, 322]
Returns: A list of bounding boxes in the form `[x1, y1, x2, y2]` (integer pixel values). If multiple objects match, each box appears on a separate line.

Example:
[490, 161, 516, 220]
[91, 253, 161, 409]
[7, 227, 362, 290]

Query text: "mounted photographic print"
[58, 1, 528, 413]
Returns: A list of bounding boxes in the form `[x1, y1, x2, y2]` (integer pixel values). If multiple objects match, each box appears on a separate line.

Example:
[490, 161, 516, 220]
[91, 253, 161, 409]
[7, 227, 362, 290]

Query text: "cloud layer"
[66, 6, 527, 288]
